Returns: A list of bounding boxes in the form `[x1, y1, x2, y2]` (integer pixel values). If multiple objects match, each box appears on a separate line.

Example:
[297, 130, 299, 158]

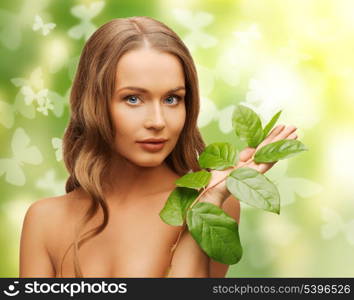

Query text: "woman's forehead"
[115, 48, 185, 88]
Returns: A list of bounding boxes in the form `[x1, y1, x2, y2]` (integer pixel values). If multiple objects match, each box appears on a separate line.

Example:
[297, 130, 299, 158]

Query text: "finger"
[267, 124, 286, 140]
[270, 125, 297, 142]
[239, 147, 256, 161]
[286, 132, 298, 140]
[256, 124, 285, 150]
[247, 160, 276, 174]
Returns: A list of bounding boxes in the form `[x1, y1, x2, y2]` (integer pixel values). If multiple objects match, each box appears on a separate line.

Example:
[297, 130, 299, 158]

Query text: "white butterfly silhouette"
[36, 169, 66, 196]
[321, 207, 354, 246]
[0, 89, 67, 129]
[20, 86, 48, 106]
[5, 69, 69, 124]
[68, 1, 105, 40]
[171, 8, 218, 52]
[20, 86, 56, 116]
[0, 128, 43, 186]
[52, 137, 63, 161]
[37, 97, 55, 115]
[32, 15, 56, 36]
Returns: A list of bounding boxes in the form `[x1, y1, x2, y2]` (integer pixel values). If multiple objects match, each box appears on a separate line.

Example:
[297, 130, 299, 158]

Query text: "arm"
[19, 198, 56, 277]
[165, 194, 240, 278]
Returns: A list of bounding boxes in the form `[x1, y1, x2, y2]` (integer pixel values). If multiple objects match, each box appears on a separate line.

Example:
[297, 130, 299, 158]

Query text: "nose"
[144, 101, 166, 130]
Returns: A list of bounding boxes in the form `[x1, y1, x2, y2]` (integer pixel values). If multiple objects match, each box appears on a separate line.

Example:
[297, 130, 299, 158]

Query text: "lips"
[136, 140, 167, 152]
[137, 138, 167, 143]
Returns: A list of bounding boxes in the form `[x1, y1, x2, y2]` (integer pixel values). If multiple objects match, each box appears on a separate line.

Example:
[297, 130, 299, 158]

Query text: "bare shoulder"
[20, 194, 66, 277]
[19, 189, 87, 277]
[24, 188, 90, 236]
[25, 195, 66, 223]
[21, 191, 80, 248]
[24, 189, 82, 224]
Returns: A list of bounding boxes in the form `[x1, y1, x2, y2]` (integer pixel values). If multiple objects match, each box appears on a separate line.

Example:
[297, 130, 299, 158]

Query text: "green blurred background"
[1, 0, 353, 277]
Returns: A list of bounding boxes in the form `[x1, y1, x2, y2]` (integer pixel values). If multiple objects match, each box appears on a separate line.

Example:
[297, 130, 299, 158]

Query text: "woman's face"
[110, 47, 186, 167]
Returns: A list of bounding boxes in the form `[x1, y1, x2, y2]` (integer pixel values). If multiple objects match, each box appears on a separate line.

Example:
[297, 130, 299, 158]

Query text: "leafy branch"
[159, 104, 308, 267]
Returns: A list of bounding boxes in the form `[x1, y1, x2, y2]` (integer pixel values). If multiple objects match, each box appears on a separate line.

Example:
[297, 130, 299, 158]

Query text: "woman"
[19, 16, 297, 278]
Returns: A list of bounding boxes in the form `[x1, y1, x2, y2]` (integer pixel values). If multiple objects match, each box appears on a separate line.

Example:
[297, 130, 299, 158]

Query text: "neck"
[102, 155, 179, 205]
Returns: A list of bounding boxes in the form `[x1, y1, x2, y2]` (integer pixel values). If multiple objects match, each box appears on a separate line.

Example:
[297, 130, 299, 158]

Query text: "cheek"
[168, 106, 186, 134]
[110, 107, 138, 141]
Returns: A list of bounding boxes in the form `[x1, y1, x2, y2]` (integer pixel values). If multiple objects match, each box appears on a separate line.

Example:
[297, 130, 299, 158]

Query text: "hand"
[200, 124, 298, 206]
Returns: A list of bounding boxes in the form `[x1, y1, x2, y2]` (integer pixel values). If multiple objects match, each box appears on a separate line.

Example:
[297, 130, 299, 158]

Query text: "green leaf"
[262, 110, 282, 139]
[175, 170, 212, 189]
[198, 142, 238, 171]
[226, 167, 280, 214]
[186, 202, 242, 265]
[159, 187, 199, 226]
[232, 104, 264, 148]
[254, 140, 308, 163]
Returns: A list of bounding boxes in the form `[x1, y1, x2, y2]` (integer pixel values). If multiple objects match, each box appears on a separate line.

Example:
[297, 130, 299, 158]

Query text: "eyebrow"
[116, 86, 186, 94]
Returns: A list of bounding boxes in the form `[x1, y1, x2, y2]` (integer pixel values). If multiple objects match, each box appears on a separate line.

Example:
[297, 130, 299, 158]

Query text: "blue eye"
[165, 95, 182, 105]
[123, 94, 182, 105]
[124, 95, 140, 104]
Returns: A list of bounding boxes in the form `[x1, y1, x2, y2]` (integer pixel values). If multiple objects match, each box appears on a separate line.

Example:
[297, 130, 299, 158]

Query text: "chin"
[135, 157, 165, 168]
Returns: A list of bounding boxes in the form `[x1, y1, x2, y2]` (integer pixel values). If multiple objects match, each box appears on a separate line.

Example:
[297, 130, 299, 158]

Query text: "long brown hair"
[61, 16, 205, 277]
